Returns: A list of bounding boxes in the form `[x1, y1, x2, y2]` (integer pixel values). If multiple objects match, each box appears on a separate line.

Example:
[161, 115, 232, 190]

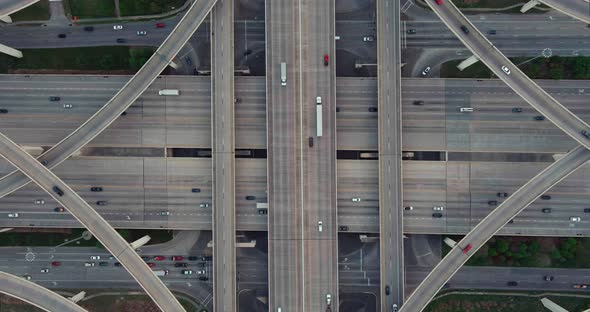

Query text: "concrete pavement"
[0, 0, 39, 17]
[0, 132, 186, 311]
[538, 0, 590, 23]
[0, 271, 86, 312]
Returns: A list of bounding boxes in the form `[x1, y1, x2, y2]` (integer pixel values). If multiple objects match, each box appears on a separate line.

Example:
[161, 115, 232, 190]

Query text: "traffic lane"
[399, 143, 590, 312]
[432, 0, 590, 151]
[0, 0, 218, 200]
[0, 133, 186, 311]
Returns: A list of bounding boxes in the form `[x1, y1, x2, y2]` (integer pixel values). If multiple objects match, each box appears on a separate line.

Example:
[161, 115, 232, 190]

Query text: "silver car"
[501, 65, 511, 75]
[113, 25, 123, 30]
[137, 30, 147, 36]
[421, 66, 431, 76]
[34, 199, 45, 205]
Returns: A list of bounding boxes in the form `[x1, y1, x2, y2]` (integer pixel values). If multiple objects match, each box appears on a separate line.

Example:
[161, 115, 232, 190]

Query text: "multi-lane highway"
[0, 132, 186, 311]
[300, 0, 339, 311]
[265, 0, 304, 310]
[210, 0, 237, 310]
[377, 0, 404, 309]
[0, 0, 217, 200]
[0, 271, 86, 312]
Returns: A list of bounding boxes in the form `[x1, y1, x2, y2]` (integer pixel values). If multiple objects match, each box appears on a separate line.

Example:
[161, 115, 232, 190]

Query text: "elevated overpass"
[538, 0, 590, 23]
[0, 0, 217, 200]
[0, 132, 186, 311]
[0, 271, 86, 312]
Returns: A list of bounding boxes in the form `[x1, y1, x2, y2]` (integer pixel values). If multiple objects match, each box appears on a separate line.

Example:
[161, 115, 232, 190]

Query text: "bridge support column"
[0, 44, 22, 58]
[520, 0, 540, 13]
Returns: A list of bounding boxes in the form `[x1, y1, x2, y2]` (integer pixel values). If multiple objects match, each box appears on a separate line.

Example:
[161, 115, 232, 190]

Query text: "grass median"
[119, 0, 187, 16]
[0, 46, 155, 74]
[65, 0, 116, 18]
[10, 0, 50, 22]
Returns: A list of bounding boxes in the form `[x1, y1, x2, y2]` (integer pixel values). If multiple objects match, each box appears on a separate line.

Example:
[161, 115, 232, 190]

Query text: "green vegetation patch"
[441, 56, 590, 80]
[0, 46, 155, 74]
[78, 294, 204, 312]
[444, 236, 590, 268]
[119, 0, 187, 16]
[425, 292, 590, 312]
[11, 0, 50, 22]
[66, 0, 116, 18]
[0, 229, 99, 247]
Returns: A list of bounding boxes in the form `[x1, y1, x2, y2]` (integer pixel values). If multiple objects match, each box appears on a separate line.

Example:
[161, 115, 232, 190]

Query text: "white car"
[159, 211, 170, 216]
[404, 206, 414, 211]
[326, 294, 332, 305]
[570, 216, 581, 222]
[8, 213, 19, 218]
[182, 269, 193, 275]
[197, 269, 206, 275]
[24, 275, 31, 280]
[63, 104, 72, 109]
[137, 30, 147, 36]
[393, 304, 398, 312]
[40, 268, 49, 273]
[34, 199, 45, 205]
[421, 66, 431, 76]
[501, 65, 511, 75]
[362, 36, 374, 42]
[316, 96, 322, 104]
[318, 221, 323, 232]
[199, 203, 210, 208]
[351, 197, 361, 202]
[433, 206, 444, 211]
[113, 25, 123, 30]
[90, 256, 100, 260]
[84, 262, 95, 267]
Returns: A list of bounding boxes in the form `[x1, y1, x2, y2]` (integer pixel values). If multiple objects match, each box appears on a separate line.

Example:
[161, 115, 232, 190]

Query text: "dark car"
[406, 29, 416, 34]
[544, 275, 554, 281]
[460, 25, 469, 34]
[201, 256, 212, 261]
[90, 187, 103, 192]
[507, 281, 518, 286]
[41, 159, 49, 166]
[497, 192, 508, 197]
[442, 283, 451, 289]
[488, 200, 498, 206]
[336, 107, 340, 112]
[99, 262, 109, 267]
[339, 226, 349, 231]
[121, 111, 127, 116]
[368, 107, 378, 112]
[582, 130, 590, 139]
[116, 38, 126, 43]
[508, 219, 514, 224]
[84, 26, 94, 32]
[52, 186, 64, 196]
[58, 34, 66, 38]
[488, 29, 497, 35]
[188, 256, 198, 261]
[413, 100, 424, 105]
[541, 195, 551, 200]
[512, 107, 522, 113]
[49, 96, 61, 101]
[114, 262, 122, 267]
[542, 208, 552, 213]
[258, 209, 268, 215]
[308, 137, 314, 147]
[155, 22, 166, 28]
[385, 285, 391, 295]
[196, 262, 206, 268]
[584, 208, 590, 213]
[245, 195, 256, 200]
[0, 109, 7, 114]
[198, 276, 209, 281]
[54, 207, 65, 212]
[432, 212, 443, 218]
[191, 188, 201, 193]
[534, 115, 545, 121]
[96, 201, 108, 206]
[174, 263, 188, 267]
[142, 256, 151, 261]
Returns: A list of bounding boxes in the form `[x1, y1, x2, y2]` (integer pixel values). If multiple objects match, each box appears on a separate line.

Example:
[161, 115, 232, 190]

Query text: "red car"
[155, 23, 165, 28]
[462, 244, 472, 254]
[147, 262, 156, 267]
[171, 256, 183, 261]
[51, 261, 61, 266]
[54, 207, 65, 212]
[323, 54, 329, 66]
[435, 0, 443, 4]
[153, 256, 165, 261]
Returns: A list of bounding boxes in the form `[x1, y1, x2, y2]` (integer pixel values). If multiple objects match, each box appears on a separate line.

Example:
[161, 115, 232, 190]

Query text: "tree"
[497, 239, 509, 254]
[550, 249, 561, 260]
[488, 248, 498, 257]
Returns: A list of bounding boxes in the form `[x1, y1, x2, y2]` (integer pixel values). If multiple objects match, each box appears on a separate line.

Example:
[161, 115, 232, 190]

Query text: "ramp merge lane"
[0, 0, 217, 199]
[429, 0, 590, 151]
[0, 271, 87, 312]
[0, 132, 186, 312]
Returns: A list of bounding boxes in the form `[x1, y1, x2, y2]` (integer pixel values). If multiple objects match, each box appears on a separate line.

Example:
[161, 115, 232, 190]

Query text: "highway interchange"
[0, 0, 589, 311]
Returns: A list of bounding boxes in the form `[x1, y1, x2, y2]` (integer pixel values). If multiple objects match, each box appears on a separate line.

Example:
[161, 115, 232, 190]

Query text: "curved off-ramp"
[0, 0, 217, 199]
[538, 0, 590, 23]
[0, 271, 87, 312]
[0, 132, 186, 311]
[0, 0, 39, 17]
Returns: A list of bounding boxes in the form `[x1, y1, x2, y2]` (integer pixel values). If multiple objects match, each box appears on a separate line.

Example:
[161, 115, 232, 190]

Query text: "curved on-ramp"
[400, 146, 590, 312]
[0, 0, 39, 17]
[0, 271, 87, 312]
[538, 0, 590, 23]
[0, 132, 186, 311]
[0, 0, 217, 199]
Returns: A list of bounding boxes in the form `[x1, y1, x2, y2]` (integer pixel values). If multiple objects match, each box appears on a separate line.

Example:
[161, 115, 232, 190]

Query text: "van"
[280, 62, 287, 86]
[308, 137, 314, 147]
[52, 186, 64, 196]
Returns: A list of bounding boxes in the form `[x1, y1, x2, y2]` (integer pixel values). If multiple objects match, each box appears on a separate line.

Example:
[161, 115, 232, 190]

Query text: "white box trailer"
[158, 89, 180, 96]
